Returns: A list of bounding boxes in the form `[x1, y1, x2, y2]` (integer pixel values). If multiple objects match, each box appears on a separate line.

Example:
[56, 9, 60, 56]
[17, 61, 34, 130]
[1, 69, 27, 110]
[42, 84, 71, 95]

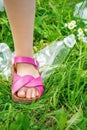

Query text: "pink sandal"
[11, 56, 44, 103]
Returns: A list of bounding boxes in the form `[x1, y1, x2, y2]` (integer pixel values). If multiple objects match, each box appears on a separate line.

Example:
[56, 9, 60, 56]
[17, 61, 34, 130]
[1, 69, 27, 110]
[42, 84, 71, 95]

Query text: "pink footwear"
[11, 56, 44, 103]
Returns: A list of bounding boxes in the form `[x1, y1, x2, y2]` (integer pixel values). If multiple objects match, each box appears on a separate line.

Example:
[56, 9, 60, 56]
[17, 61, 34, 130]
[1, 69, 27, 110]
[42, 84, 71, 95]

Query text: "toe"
[26, 88, 32, 99]
[31, 88, 36, 99]
[36, 89, 40, 97]
[26, 88, 38, 100]
[17, 87, 27, 98]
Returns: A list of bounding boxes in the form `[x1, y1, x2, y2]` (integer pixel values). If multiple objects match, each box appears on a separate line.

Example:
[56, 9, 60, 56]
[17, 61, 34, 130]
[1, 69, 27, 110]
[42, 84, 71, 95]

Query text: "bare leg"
[4, 0, 39, 99]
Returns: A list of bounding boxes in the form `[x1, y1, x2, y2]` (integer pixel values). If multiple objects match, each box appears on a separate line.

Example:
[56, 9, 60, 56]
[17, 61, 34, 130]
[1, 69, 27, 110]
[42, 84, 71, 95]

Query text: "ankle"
[15, 51, 34, 58]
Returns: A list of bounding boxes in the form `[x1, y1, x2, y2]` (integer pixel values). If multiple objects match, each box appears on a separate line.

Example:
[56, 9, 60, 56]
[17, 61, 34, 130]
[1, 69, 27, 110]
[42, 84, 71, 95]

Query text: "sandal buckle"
[34, 59, 39, 68]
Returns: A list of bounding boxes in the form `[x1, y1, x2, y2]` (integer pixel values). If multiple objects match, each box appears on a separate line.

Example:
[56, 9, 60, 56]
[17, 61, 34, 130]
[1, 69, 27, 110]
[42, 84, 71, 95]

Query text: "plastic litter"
[0, 34, 76, 80]
[0, 0, 4, 12]
[35, 34, 76, 78]
[74, 1, 87, 24]
[0, 43, 12, 79]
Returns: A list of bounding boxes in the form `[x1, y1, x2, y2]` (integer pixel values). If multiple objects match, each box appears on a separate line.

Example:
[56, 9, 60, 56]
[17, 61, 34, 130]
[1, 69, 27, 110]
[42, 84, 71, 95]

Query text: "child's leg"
[4, 0, 39, 99]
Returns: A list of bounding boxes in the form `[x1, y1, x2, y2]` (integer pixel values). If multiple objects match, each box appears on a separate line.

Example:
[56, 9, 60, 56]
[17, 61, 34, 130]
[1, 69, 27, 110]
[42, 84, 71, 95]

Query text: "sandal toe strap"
[25, 77, 44, 96]
[12, 75, 44, 95]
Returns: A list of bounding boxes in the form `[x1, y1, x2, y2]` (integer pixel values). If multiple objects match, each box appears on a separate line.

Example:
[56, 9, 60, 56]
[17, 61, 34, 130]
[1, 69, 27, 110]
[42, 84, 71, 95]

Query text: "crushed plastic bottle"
[0, 43, 12, 80]
[0, 34, 76, 80]
[0, 0, 4, 12]
[35, 34, 76, 78]
[74, 1, 87, 24]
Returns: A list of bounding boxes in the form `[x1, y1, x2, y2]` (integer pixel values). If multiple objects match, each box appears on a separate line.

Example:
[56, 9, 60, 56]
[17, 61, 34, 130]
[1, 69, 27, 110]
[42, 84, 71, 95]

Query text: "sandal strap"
[12, 74, 44, 96]
[14, 56, 39, 68]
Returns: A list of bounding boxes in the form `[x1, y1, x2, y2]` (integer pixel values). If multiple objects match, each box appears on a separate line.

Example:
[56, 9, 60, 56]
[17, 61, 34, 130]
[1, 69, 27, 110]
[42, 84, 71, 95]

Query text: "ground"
[0, 0, 87, 130]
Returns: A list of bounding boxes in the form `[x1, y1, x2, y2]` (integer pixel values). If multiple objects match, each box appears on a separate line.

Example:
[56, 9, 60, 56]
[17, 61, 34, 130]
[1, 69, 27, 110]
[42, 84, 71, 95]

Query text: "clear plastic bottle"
[0, 43, 12, 80]
[0, 34, 76, 80]
[0, 0, 4, 12]
[74, 1, 87, 24]
[35, 34, 76, 78]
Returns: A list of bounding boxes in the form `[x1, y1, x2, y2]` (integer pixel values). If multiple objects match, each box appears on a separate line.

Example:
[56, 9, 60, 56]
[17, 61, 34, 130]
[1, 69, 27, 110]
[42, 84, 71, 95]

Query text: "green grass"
[0, 0, 87, 130]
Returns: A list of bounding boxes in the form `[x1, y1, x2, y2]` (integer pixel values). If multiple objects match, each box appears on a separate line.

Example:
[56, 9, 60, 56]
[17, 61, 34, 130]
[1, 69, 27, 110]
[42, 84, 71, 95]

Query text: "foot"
[16, 63, 40, 100]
